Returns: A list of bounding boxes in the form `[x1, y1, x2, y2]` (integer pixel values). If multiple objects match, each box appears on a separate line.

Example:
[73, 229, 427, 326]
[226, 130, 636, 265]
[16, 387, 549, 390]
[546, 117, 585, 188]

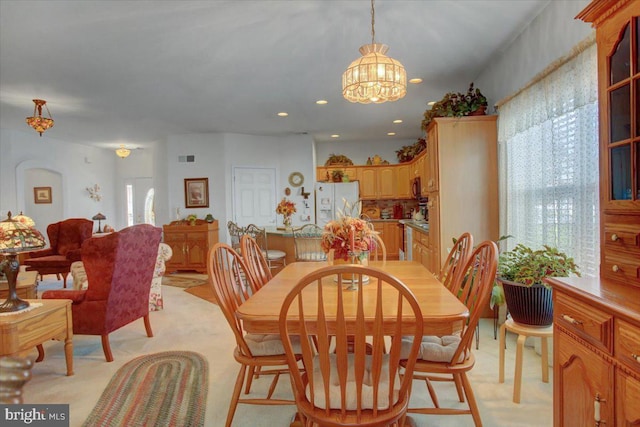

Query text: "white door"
[232, 167, 277, 226]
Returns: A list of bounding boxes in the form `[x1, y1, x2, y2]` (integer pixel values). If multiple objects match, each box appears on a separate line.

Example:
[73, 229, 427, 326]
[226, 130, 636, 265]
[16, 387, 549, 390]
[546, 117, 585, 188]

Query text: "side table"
[0, 299, 73, 376]
[0, 271, 38, 300]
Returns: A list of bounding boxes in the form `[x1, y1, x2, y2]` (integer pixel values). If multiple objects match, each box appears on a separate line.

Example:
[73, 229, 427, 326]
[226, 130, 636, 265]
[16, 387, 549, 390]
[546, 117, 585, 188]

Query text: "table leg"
[541, 336, 549, 383]
[513, 334, 525, 403]
[64, 336, 73, 376]
[498, 322, 506, 383]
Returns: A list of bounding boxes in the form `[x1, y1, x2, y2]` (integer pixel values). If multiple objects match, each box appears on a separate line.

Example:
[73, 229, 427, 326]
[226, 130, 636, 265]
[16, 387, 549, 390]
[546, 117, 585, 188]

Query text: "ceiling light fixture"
[25, 99, 54, 136]
[115, 144, 131, 159]
[316, 100, 328, 105]
[387, 132, 396, 136]
[277, 112, 289, 117]
[409, 78, 423, 84]
[393, 119, 403, 124]
[342, 0, 406, 104]
[331, 134, 340, 138]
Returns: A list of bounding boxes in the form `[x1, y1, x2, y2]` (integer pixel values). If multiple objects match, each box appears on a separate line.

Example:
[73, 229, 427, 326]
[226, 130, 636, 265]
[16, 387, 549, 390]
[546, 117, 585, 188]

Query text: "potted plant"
[324, 153, 353, 166]
[421, 82, 488, 131]
[497, 244, 580, 326]
[331, 169, 345, 182]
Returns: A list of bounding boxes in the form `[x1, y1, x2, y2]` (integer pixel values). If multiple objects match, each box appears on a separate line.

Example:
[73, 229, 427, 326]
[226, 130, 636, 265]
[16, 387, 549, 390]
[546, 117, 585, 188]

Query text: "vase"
[283, 215, 292, 229]
[331, 251, 369, 283]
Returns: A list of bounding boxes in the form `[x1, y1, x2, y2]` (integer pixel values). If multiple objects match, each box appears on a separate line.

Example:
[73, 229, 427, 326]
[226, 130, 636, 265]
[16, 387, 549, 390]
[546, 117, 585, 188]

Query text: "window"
[498, 43, 600, 276]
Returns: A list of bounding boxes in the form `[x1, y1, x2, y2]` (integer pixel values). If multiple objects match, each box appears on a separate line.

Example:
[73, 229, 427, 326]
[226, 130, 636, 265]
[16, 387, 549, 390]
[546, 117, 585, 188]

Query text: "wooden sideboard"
[545, 277, 640, 426]
[163, 220, 219, 274]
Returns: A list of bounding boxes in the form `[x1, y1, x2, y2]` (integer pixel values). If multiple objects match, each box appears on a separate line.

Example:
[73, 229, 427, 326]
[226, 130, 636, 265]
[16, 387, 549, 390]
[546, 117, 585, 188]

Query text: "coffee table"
[0, 299, 73, 376]
[0, 271, 39, 300]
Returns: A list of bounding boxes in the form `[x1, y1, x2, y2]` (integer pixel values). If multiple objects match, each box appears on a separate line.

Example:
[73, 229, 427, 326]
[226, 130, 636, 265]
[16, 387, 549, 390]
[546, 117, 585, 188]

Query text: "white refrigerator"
[315, 182, 360, 227]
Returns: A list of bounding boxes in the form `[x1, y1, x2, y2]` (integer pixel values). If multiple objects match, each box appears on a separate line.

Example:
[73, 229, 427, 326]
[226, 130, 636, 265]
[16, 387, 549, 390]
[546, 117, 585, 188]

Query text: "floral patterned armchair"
[70, 242, 172, 311]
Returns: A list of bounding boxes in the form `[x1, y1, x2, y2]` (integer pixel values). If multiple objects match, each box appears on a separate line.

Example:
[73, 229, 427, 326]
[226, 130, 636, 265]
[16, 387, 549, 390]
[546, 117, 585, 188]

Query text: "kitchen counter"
[399, 219, 430, 232]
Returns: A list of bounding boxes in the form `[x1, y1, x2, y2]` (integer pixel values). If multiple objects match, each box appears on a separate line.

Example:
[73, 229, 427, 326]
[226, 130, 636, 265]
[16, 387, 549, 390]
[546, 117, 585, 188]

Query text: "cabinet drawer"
[615, 319, 640, 372]
[602, 251, 640, 284]
[603, 223, 640, 254]
[555, 292, 613, 354]
[417, 231, 429, 246]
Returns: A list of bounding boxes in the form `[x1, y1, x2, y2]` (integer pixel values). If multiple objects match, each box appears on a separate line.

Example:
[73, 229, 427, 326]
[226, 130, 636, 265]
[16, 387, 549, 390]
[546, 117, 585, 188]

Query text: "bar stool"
[498, 317, 553, 403]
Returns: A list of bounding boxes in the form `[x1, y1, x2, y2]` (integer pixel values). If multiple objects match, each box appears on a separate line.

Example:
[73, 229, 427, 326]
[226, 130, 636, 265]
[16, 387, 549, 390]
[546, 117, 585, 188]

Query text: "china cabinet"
[547, 2, 640, 426]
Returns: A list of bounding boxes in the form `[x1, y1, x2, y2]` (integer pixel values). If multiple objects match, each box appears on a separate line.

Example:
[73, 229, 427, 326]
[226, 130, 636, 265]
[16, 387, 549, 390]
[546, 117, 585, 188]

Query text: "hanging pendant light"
[115, 144, 131, 159]
[342, 0, 406, 104]
[25, 99, 54, 136]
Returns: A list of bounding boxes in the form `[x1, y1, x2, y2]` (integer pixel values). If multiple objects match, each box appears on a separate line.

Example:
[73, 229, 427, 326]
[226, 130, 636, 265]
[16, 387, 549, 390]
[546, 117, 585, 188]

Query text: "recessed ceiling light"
[427, 101, 435, 106]
[331, 134, 340, 138]
[277, 112, 288, 117]
[387, 132, 396, 136]
[409, 78, 423, 84]
[316, 100, 328, 105]
[393, 119, 403, 124]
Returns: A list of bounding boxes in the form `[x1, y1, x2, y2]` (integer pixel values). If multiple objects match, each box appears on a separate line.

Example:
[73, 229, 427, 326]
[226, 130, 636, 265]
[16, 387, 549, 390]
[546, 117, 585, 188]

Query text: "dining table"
[236, 260, 469, 336]
[236, 260, 469, 427]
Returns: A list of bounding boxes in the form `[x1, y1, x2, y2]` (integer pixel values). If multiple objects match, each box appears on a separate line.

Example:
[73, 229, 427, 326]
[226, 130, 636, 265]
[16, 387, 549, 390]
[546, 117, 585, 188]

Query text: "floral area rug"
[82, 351, 208, 427]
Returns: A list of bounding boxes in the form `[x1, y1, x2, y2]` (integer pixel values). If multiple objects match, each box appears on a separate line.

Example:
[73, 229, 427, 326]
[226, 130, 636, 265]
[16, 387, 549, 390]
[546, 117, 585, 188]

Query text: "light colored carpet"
[27, 275, 553, 427]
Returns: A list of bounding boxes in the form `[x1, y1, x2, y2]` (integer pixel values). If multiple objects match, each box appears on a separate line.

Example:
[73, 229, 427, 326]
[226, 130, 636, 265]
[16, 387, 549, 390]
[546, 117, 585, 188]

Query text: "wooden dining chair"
[244, 224, 287, 270]
[292, 224, 327, 262]
[207, 243, 298, 427]
[402, 240, 497, 426]
[240, 234, 272, 291]
[368, 233, 387, 263]
[437, 232, 473, 295]
[279, 264, 424, 427]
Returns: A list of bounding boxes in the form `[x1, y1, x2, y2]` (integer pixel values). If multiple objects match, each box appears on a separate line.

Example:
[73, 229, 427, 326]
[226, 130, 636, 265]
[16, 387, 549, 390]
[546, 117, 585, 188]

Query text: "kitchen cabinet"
[370, 221, 400, 260]
[424, 116, 499, 272]
[163, 220, 219, 273]
[396, 164, 412, 199]
[578, 0, 640, 287]
[357, 166, 397, 199]
[316, 166, 357, 183]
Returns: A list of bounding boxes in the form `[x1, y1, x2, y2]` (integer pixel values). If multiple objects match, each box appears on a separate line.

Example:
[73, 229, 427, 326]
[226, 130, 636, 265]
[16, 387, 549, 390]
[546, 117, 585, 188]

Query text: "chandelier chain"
[370, 0, 375, 45]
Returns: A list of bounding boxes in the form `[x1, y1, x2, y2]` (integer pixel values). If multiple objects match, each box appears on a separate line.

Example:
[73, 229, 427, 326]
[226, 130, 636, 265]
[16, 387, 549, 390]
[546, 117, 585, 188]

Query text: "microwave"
[411, 177, 421, 199]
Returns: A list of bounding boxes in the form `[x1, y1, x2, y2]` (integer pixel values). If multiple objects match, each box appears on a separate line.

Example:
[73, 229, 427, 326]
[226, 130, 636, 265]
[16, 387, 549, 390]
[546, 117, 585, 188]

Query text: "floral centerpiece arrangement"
[320, 200, 377, 261]
[276, 197, 296, 228]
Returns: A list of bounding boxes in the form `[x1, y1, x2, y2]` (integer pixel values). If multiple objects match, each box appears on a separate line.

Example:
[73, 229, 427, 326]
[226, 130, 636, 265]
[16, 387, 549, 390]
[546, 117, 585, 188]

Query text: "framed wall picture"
[34, 186, 52, 204]
[184, 178, 209, 208]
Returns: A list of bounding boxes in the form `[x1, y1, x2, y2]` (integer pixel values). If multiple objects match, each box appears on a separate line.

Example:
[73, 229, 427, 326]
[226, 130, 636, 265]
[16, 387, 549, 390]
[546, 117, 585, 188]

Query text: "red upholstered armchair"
[23, 218, 93, 287]
[42, 224, 162, 362]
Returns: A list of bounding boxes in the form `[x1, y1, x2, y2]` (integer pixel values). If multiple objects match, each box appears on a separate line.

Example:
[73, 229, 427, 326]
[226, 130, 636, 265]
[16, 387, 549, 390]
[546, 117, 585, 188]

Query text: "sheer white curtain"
[498, 43, 599, 277]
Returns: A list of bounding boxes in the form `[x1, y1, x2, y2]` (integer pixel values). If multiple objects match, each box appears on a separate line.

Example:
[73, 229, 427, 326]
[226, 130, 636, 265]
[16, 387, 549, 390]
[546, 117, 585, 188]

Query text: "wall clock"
[288, 172, 304, 187]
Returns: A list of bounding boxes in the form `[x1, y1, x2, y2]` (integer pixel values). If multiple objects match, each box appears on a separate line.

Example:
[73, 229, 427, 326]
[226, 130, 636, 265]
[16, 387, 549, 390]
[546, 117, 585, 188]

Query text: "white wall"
[164, 132, 316, 244]
[0, 128, 119, 231]
[475, 0, 593, 109]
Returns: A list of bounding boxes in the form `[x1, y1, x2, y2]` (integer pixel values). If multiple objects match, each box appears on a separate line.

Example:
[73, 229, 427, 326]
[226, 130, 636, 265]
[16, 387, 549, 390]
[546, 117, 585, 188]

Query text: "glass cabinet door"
[607, 17, 639, 202]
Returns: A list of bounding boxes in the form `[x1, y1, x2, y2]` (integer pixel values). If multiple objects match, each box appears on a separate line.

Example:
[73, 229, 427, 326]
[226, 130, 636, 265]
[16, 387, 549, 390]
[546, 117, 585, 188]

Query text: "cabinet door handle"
[594, 393, 606, 425]
[612, 265, 619, 273]
[562, 314, 583, 325]
[610, 233, 619, 241]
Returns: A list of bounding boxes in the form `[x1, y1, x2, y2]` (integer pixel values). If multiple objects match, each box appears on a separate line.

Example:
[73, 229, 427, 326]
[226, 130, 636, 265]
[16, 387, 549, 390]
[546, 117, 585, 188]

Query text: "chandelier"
[115, 144, 131, 158]
[342, 0, 406, 104]
[25, 99, 54, 136]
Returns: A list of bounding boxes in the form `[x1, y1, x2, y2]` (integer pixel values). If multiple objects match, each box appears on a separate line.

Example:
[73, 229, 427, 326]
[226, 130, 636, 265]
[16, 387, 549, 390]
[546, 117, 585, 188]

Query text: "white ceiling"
[0, 0, 549, 149]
